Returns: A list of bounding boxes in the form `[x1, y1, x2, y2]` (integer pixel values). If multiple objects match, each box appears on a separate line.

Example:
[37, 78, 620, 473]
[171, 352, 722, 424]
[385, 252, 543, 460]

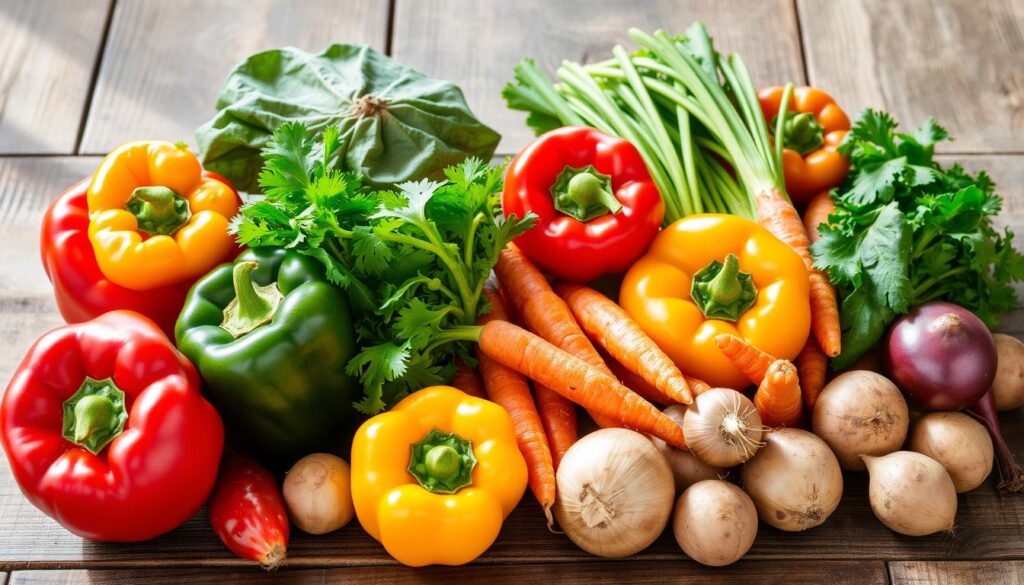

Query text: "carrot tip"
[543, 504, 554, 528]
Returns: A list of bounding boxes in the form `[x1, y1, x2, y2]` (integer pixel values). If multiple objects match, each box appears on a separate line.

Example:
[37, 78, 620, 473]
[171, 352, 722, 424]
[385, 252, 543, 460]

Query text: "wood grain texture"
[0, 0, 111, 154]
[0, 157, 100, 386]
[392, 0, 806, 155]
[889, 561, 1024, 585]
[6, 562, 888, 584]
[79, 0, 390, 155]
[797, 0, 1024, 153]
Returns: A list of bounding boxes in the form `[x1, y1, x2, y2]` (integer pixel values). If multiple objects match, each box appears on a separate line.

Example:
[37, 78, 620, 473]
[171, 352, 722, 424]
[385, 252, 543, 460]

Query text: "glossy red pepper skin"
[503, 127, 664, 282]
[40, 172, 241, 337]
[0, 311, 224, 541]
[209, 453, 290, 568]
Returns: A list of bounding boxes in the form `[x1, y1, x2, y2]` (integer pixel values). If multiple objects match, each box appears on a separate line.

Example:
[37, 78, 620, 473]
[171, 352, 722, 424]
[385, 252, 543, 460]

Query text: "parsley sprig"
[811, 110, 1024, 368]
[230, 123, 534, 413]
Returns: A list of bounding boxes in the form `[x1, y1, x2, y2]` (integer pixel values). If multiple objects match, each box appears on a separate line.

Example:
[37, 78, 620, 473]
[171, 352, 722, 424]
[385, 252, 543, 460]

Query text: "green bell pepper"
[175, 247, 359, 464]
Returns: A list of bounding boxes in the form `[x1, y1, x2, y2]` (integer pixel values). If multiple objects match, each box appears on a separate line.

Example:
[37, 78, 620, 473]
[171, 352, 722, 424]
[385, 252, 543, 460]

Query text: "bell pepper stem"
[220, 261, 284, 338]
[408, 428, 476, 494]
[62, 378, 128, 455]
[775, 112, 824, 156]
[551, 165, 623, 222]
[691, 253, 758, 322]
[125, 186, 191, 236]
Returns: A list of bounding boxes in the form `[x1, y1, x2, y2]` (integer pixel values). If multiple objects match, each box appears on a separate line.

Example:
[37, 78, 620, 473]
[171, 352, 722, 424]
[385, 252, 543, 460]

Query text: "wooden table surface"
[1, 1, 1023, 583]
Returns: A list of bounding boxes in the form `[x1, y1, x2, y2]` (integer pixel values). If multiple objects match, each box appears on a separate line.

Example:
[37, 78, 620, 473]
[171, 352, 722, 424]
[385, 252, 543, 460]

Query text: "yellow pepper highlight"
[351, 386, 527, 567]
[87, 141, 238, 290]
[620, 214, 810, 390]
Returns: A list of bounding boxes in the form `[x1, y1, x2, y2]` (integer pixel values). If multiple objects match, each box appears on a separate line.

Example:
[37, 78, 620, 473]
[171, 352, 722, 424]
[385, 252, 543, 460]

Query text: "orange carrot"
[478, 319, 686, 449]
[796, 338, 828, 410]
[715, 334, 775, 385]
[533, 385, 577, 470]
[754, 359, 803, 428]
[476, 289, 555, 522]
[756, 188, 841, 357]
[498, 282, 578, 470]
[686, 376, 713, 396]
[495, 245, 621, 429]
[555, 282, 692, 405]
[803, 190, 835, 245]
[605, 354, 670, 406]
[450, 358, 485, 398]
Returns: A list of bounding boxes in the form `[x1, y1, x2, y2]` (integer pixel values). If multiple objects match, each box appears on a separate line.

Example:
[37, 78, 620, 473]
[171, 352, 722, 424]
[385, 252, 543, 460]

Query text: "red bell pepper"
[0, 311, 224, 542]
[40, 171, 240, 337]
[502, 126, 664, 282]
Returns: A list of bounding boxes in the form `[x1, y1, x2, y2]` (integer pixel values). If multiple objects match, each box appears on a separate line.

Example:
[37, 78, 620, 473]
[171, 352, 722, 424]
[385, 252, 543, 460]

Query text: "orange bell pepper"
[619, 214, 810, 390]
[759, 87, 851, 204]
[87, 141, 239, 290]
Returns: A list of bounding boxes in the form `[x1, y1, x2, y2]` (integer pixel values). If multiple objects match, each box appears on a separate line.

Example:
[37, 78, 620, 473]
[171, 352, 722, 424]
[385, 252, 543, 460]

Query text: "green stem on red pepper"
[61, 377, 128, 455]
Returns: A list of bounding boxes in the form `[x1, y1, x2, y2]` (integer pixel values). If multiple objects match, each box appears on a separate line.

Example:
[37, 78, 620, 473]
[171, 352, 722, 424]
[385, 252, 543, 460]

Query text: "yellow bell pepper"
[87, 141, 239, 290]
[620, 214, 810, 390]
[351, 386, 527, 567]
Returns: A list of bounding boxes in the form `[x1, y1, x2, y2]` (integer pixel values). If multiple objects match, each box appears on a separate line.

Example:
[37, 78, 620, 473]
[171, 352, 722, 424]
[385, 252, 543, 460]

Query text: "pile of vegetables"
[1, 18, 1023, 573]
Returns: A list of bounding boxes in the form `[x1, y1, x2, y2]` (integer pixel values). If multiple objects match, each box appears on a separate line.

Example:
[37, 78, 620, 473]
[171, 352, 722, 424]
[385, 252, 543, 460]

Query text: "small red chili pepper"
[502, 126, 664, 282]
[208, 453, 290, 569]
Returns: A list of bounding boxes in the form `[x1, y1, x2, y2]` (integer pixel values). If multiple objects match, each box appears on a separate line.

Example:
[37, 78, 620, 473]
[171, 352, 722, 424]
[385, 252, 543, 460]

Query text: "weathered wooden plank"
[889, 560, 1024, 585]
[797, 0, 1024, 153]
[7, 561, 888, 584]
[392, 0, 807, 154]
[0, 0, 111, 154]
[0, 157, 100, 386]
[79, 0, 389, 155]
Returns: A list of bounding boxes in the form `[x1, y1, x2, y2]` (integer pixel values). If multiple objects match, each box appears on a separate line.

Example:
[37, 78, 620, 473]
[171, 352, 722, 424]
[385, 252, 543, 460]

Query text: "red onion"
[968, 390, 1023, 493]
[885, 302, 996, 411]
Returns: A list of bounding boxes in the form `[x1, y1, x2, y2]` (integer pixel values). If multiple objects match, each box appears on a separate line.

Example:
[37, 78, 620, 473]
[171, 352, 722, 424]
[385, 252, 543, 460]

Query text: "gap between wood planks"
[73, 0, 117, 156]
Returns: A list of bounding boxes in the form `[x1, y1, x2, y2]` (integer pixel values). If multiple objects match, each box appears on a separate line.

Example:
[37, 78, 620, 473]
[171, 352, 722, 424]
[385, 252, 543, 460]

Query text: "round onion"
[651, 405, 725, 492]
[812, 371, 909, 470]
[683, 388, 763, 468]
[283, 453, 354, 534]
[909, 412, 993, 493]
[991, 333, 1024, 411]
[554, 428, 674, 558]
[863, 451, 956, 536]
[740, 428, 843, 531]
[673, 480, 757, 567]
[885, 302, 997, 411]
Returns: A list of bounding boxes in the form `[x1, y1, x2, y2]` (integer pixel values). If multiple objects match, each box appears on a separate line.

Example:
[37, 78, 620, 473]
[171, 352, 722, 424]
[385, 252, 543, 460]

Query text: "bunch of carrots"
[452, 181, 842, 522]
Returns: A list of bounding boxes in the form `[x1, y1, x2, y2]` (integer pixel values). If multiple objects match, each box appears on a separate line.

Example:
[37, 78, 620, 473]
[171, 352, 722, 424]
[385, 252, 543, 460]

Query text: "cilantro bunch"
[231, 122, 533, 413]
[812, 110, 1024, 368]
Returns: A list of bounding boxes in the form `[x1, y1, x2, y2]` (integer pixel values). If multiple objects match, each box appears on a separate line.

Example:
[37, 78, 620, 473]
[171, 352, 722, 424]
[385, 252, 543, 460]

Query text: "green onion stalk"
[504, 22, 796, 223]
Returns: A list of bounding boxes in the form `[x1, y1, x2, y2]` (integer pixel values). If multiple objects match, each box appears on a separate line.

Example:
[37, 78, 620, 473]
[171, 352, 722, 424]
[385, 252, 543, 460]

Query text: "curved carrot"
[478, 319, 686, 449]
[555, 282, 692, 404]
[756, 187, 841, 357]
[495, 245, 621, 429]
[450, 358, 485, 398]
[477, 289, 555, 522]
[606, 354, 670, 406]
[754, 359, 803, 428]
[498, 282, 578, 470]
[715, 334, 775, 385]
[796, 338, 828, 409]
[803, 190, 835, 245]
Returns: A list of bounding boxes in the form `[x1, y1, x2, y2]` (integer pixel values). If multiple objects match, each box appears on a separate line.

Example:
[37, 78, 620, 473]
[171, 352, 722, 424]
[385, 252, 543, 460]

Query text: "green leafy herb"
[197, 44, 501, 192]
[812, 109, 1024, 368]
[231, 122, 534, 413]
